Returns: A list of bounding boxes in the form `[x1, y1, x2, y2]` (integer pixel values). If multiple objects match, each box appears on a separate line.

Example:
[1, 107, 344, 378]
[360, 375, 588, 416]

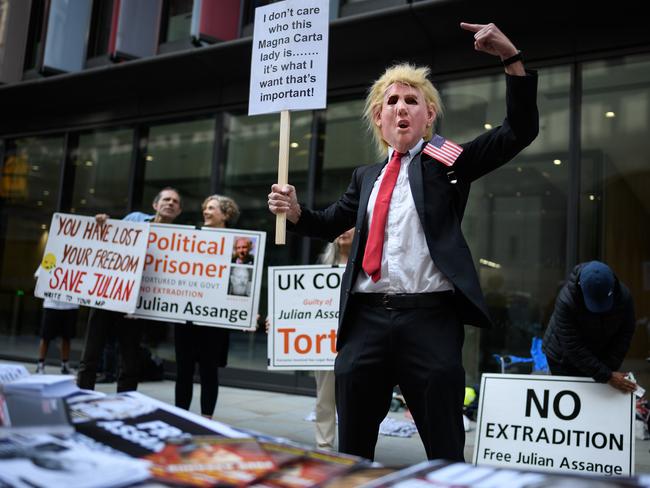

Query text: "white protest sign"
[35, 213, 149, 313]
[268, 265, 343, 370]
[248, 0, 329, 116]
[131, 224, 266, 331]
[473, 374, 635, 477]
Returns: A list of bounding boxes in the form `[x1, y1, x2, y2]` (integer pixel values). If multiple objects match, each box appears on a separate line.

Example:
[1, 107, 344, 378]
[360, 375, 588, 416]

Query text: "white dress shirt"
[353, 139, 454, 294]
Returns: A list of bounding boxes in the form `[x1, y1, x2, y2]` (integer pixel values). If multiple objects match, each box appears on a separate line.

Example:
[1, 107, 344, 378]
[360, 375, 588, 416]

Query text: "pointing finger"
[460, 22, 484, 33]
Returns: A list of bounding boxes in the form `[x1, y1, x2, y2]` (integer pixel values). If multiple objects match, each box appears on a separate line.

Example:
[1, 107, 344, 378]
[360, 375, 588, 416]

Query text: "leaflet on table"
[362, 460, 643, 487]
[0, 391, 73, 435]
[0, 434, 150, 488]
[143, 434, 366, 488]
[1, 374, 78, 397]
[250, 449, 363, 487]
[68, 391, 247, 457]
[0, 363, 29, 384]
[144, 436, 278, 487]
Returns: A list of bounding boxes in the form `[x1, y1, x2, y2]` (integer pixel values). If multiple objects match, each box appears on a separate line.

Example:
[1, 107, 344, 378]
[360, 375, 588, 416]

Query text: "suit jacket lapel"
[408, 152, 426, 226]
[356, 161, 385, 233]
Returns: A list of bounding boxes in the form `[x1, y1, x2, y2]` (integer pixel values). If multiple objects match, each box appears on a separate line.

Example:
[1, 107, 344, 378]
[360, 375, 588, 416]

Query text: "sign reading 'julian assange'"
[473, 374, 635, 477]
[132, 224, 266, 331]
[268, 265, 343, 370]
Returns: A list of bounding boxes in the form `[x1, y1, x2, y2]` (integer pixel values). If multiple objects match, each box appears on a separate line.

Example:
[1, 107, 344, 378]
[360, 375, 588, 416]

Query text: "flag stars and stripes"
[423, 134, 463, 166]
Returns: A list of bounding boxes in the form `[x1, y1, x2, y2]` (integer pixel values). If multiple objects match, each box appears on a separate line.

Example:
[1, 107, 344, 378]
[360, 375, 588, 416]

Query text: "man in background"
[77, 187, 182, 392]
[543, 260, 637, 393]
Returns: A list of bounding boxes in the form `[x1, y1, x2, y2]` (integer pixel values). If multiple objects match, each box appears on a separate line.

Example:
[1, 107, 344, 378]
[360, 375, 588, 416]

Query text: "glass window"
[70, 128, 132, 217]
[143, 118, 214, 224]
[310, 98, 375, 266]
[222, 110, 312, 372]
[0, 136, 64, 359]
[580, 54, 650, 363]
[317, 99, 375, 209]
[140, 118, 215, 362]
[161, 0, 194, 43]
[23, 0, 46, 71]
[87, 0, 115, 58]
[0, 1, 8, 49]
[439, 67, 571, 383]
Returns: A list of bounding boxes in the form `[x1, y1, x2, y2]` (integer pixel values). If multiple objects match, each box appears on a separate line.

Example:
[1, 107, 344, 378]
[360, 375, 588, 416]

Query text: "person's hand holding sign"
[268, 184, 302, 224]
[608, 371, 638, 394]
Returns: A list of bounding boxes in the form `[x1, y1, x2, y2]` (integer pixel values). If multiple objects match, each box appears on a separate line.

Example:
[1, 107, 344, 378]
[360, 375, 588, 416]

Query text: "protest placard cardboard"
[132, 224, 266, 331]
[473, 374, 636, 477]
[35, 213, 149, 313]
[248, 0, 329, 244]
[268, 265, 343, 370]
[248, 0, 329, 116]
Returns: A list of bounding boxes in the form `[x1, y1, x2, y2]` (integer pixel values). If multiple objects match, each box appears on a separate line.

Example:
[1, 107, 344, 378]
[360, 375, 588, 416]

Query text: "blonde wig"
[363, 63, 444, 155]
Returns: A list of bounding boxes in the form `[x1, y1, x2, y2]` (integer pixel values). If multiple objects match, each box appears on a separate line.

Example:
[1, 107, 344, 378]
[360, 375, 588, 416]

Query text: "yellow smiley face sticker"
[41, 253, 56, 271]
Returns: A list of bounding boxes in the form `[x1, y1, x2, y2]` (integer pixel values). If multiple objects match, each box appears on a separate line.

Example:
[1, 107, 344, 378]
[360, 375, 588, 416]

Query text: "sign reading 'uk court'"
[473, 374, 635, 477]
[267, 265, 343, 370]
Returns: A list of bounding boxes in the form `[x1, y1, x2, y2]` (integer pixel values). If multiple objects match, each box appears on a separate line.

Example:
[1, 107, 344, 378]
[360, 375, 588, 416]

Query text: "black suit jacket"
[290, 72, 539, 349]
[542, 263, 635, 382]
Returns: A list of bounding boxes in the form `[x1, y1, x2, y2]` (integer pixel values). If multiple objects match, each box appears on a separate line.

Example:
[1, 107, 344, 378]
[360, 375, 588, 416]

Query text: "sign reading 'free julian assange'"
[473, 374, 635, 477]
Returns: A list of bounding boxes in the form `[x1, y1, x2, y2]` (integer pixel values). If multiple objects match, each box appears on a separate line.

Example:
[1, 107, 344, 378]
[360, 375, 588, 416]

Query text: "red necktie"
[362, 150, 404, 282]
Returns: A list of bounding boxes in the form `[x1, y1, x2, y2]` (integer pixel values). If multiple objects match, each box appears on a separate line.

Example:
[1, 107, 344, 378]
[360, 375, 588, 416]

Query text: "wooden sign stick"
[276, 110, 291, 245]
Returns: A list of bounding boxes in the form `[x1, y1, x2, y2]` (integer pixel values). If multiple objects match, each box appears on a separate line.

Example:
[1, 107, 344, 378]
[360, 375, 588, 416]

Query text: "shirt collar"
[388, 139, 425, 161]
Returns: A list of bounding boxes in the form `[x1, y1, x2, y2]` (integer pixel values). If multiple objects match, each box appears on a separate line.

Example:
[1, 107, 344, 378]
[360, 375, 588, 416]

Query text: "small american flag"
[423, 134, 463, 166]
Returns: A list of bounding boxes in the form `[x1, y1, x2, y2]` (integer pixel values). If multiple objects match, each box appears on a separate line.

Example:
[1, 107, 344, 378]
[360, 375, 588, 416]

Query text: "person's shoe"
[35, 362, 45, 374]
[95, 374, 116, 384]
[60, 364, 74, 375]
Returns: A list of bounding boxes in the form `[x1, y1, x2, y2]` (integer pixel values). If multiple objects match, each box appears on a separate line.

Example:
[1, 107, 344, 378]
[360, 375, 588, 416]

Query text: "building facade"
[0, 0, 649, 394]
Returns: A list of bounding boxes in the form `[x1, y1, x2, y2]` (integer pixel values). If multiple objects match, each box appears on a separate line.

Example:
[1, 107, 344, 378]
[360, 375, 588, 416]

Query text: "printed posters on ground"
[132, 224, 266, 331]
[35, 213, 149, 313]
[248, 0, 329, 116]
[268, 265, 343, 370]
[473, 373, 635, 477]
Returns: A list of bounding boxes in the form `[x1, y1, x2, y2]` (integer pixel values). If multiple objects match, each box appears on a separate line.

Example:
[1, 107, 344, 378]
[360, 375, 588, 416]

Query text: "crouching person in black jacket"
[543, 261, 637, 393]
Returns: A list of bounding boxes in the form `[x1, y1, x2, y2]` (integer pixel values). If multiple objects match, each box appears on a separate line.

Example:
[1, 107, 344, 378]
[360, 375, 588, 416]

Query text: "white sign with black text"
[473, 374, 635, 477]
[132, 225, 266, 331]
[248, 0, 329, 116]
[268, 265, 343, 370]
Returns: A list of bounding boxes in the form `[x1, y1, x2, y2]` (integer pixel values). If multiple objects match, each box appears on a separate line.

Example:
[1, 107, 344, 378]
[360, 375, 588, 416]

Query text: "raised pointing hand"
[460, 22, 518, 60]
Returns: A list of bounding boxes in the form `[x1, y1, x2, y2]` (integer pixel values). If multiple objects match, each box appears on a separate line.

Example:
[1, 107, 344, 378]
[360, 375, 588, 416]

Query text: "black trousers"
[77, 309, 142, 392]
[174, 324, 227, 416]
[334, 296, 465, 461]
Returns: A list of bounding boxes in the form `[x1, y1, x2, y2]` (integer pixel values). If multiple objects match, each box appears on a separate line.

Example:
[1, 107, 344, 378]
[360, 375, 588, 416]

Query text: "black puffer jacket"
[542, 263, 635, 383]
